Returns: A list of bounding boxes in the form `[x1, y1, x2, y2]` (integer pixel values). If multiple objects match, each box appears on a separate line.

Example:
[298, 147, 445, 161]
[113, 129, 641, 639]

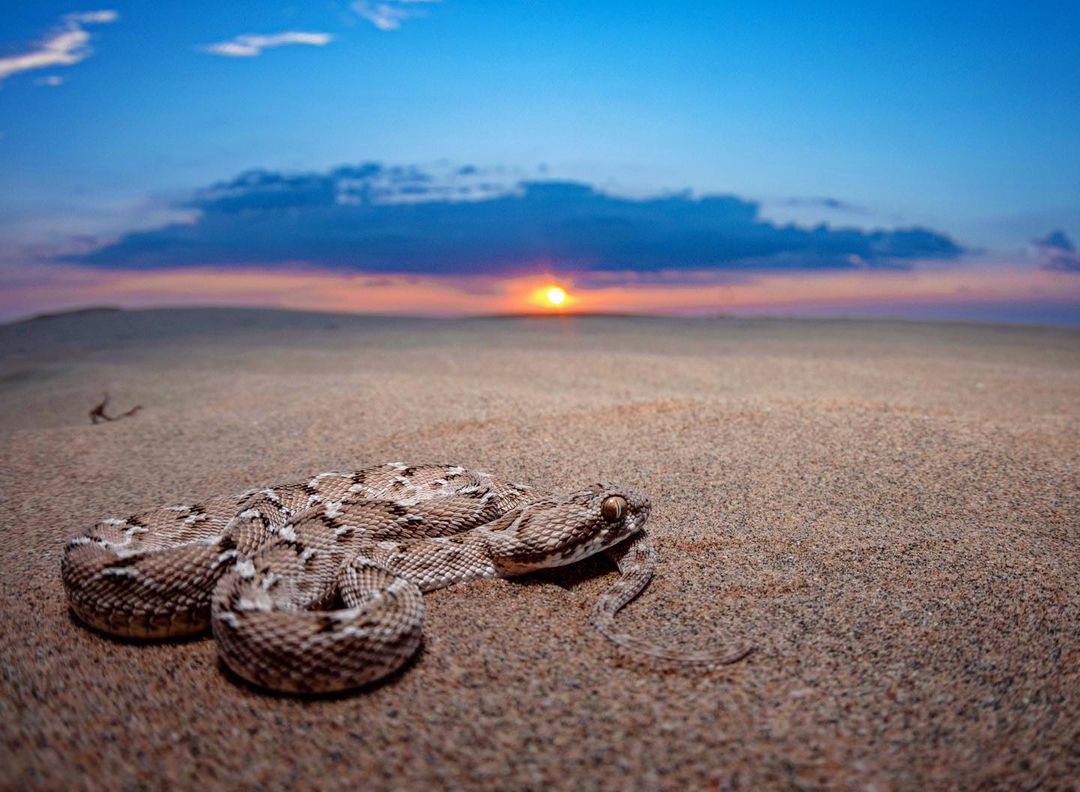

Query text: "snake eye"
[601, 495, 628, 523]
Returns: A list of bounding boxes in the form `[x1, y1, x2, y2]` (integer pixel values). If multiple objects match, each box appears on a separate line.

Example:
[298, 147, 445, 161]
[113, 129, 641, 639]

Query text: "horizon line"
[6, 302, 1079, 331]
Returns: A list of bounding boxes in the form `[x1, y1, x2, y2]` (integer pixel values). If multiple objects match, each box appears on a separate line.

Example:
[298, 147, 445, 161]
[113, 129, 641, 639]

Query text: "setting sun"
[544, 285, 568, 307]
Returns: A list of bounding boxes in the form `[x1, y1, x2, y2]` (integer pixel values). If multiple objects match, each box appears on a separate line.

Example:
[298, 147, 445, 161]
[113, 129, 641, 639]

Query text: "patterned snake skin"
[62, 463, 750, 693]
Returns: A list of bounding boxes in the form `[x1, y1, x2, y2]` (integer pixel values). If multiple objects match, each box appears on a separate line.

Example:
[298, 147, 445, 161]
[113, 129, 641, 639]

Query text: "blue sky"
[1, 1, 1078, 320]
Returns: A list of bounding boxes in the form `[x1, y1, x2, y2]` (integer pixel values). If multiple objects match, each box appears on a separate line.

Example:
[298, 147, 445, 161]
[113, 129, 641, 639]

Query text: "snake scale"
[62, 463, 750, 693]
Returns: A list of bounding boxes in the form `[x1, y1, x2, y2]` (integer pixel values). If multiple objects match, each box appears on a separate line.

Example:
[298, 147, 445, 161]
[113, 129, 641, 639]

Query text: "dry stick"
[89, 393, 143, 424]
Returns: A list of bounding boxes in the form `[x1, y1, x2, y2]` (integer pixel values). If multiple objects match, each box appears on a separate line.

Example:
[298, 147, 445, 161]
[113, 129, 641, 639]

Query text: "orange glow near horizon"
[1, 262, 1078, 322]
[523, 280, 574, 311]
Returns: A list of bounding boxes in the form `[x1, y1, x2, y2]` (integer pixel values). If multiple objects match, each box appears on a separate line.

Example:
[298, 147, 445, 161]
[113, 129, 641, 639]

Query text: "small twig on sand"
[89, 393, 143, 425]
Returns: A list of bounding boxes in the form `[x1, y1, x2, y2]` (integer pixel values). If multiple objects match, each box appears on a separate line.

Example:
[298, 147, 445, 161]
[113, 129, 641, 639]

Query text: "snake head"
[484, 482, 651, 575]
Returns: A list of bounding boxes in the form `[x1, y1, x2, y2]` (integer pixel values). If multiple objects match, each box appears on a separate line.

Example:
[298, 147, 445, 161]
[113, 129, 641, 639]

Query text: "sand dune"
[1, 308, 1077, 789]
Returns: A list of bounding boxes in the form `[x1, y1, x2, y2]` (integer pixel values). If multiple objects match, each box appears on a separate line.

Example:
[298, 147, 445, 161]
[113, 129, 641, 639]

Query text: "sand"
[1, 307, 1077, 790]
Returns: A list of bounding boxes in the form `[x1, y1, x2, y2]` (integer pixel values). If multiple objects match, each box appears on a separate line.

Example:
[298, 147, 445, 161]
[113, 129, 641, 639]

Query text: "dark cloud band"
[67, 163, 964, 274]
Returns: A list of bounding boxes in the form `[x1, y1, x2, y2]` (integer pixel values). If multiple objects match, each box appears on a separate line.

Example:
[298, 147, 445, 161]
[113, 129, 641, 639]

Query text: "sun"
[543, 285, 568, 307]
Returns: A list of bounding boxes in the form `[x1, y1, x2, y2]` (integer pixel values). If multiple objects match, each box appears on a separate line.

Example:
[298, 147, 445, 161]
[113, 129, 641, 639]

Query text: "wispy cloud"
[352, 0, 442, 31]
[204, 32, 333, 58]
[65, 11, 119, 24]
[0, 10, 118, 83]
[783, 196, 864, 213]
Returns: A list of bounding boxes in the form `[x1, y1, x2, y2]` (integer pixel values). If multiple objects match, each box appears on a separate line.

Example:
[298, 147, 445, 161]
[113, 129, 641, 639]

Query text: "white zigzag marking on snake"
[61, 462, 750, 693]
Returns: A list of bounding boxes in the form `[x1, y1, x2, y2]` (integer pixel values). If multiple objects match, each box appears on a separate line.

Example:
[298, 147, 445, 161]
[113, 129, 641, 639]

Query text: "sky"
[1, 1, 1079, 322]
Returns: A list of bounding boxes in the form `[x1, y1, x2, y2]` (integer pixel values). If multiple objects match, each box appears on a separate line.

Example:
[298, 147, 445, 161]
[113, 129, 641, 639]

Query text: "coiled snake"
[62, 463, 750, 693]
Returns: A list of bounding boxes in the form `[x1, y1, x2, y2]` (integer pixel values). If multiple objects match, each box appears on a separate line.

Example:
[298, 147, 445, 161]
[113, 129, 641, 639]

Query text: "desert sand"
[1, 307, 1077, 790]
